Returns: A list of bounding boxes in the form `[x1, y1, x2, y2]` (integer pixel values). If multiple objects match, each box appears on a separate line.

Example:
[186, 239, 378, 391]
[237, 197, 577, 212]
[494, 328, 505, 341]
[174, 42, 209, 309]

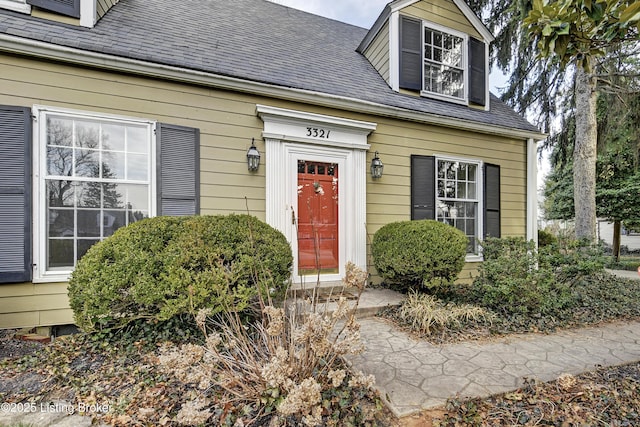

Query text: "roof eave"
[0, 34, 544, 141]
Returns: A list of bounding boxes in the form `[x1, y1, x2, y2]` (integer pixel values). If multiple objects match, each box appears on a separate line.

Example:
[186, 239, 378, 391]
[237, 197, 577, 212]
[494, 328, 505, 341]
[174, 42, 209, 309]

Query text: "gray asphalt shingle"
[0, 0, 539, 133]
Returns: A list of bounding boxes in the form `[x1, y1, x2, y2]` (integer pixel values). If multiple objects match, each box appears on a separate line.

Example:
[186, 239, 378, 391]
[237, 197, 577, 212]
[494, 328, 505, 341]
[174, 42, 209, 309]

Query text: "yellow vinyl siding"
[0, 282, 72, 328]
[30, 9, 79, 26]
[0, 52, 528, 328]
[402, 0, 483, 39]
[363, 21, 391, 84]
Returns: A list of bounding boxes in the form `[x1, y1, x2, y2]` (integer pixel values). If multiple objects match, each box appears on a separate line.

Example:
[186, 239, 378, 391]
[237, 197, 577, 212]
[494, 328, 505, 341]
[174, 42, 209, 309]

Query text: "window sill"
[420, 90, 468, 106]
[0, 0, 31, 13]
[32, 272, 71, 284]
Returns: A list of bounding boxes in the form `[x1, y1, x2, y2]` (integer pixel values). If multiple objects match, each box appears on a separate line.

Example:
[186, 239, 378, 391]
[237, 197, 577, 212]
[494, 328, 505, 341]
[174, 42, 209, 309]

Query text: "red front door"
[297, 161, 339, 275]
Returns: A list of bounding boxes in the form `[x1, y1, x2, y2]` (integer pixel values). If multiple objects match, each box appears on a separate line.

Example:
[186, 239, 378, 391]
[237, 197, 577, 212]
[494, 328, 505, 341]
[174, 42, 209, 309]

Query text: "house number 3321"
[306, 127, 331, 139]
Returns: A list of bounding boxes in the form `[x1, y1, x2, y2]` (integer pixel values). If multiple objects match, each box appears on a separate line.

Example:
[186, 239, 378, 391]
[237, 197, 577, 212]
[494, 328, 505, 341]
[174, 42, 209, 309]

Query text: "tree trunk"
[573, 65, 598, 241]
[613, 220, 621, 262]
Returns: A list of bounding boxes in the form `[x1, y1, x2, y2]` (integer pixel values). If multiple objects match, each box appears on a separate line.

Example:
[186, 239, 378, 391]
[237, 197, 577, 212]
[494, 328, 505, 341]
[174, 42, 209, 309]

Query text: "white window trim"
[420, 20, 469, 105]
[0, 0, 30, 13]
[32, 105, 157, 283]
[434, 154, 483, 262]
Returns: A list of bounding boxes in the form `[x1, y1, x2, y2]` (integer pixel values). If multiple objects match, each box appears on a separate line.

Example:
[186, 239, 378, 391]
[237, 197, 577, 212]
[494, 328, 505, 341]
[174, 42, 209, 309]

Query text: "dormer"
[0, 0, 118, 28]
[358, 0, 494, 110]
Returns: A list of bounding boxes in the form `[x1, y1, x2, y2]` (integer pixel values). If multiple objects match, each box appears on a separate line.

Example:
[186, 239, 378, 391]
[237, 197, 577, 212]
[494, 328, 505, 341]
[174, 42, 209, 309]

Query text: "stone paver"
[351, 318, 640, 417]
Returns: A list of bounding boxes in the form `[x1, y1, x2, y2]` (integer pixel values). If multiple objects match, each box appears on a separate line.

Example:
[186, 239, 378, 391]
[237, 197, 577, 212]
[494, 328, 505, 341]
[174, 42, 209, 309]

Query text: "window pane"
[468, 183, 476, 199]
[457, 181, 466, 198]
[102, 151, 125, 179]
[77, 239, 99, 261]
[127, 153, 148, 180]
[47, 180, 74, 207]
[424, 29, 432, 44]
[77, 209, 100, 237]
[104, 183, 126, 209]
[433, 48, 442, 63]
[75, 120, 100, 149]
[47, 117, 73, 147]
[48, 239, 74, 268]
[434, 32, 442, 47]
[424, 46, 432, 60]
[103, 210, 126, 236]
[467, 164, 477, 182]
[127, 126, 148, 154]
[47, 146, 73, 176]
[102, 123, 125, 151]
[75, 149, 100, 178]
[77, 182, 101, 208]
[445, 162, 456, 179]
[48, 209, 74, 237]
[125, 184, 149, 212]
[437, 179, 445, 198]
[457, 163, 467, 180]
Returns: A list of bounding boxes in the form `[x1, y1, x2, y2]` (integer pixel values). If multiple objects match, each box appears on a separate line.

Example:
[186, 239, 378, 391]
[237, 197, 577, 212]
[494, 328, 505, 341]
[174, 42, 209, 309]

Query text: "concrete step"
[286, 287, 405, 319]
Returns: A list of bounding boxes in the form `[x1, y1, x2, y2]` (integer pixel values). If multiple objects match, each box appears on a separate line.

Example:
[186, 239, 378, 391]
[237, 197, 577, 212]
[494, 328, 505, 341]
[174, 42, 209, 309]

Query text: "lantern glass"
[247, 140, 260, 172]
[370, 152, 384, 179]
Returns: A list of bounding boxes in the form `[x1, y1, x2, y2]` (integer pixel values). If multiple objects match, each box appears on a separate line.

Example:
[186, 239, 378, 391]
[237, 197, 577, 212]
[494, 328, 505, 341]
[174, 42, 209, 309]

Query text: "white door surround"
[256, 105, 376, 283]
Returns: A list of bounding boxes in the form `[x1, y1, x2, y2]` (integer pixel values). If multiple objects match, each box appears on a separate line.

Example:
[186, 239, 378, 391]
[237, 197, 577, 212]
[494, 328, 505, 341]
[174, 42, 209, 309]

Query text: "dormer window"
[423, 25, 466, 101]
[398, 15, 487, 107]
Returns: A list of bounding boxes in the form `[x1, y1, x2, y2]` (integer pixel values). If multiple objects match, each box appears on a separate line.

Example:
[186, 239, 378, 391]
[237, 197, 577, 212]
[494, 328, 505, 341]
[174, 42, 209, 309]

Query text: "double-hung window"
[422, 25, 467, 101]
[411, 155, 499, 262]
[399, 16, 487, 106]
[34, 107, 154, 281]
[435, 158, 480, 254]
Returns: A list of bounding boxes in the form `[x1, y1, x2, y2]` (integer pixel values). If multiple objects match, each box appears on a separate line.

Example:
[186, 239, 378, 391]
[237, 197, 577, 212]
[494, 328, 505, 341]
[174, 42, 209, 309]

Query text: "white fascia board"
[389, 0, 420, 13]
[0, 34, 544, 141]
[389, 11, 400, 92]
[452, 0, 494, 42]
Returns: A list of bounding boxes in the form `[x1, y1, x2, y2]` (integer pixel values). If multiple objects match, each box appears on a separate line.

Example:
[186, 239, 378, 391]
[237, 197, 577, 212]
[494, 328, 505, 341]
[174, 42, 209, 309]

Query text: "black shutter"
[399, 16, 422, 91]
[411, 155, 435, 220]
[468, 37, 486, 106]
[0, 106, 32, 283]
[27, 0, 80, 18]
[157, 124, 200, 216]
[484, 163, 500, 238]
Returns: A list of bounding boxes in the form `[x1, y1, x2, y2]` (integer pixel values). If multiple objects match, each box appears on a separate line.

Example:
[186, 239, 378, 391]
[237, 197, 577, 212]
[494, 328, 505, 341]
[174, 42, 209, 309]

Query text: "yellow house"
[0, 0, 544, 329]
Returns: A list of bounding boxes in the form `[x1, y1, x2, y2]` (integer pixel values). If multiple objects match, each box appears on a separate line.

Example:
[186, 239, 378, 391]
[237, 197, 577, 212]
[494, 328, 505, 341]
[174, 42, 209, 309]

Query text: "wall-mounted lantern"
[247, 138, 260, 172]
[370, 151, 384, 179]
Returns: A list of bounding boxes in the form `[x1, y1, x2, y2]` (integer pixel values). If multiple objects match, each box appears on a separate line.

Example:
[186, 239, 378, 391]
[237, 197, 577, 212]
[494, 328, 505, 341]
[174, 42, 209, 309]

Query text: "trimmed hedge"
[68, 214, 292, 331]
[372, 220, 467, 291]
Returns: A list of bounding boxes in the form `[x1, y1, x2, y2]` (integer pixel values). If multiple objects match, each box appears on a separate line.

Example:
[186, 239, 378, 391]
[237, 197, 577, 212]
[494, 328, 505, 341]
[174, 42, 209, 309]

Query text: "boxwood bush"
[68, 214, 292, 332]
[372, 220, 467, 292]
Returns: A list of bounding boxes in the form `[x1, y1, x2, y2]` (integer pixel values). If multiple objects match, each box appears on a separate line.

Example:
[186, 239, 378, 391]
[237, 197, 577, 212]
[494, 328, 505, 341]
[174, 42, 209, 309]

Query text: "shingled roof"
[0, 0, 540, 134]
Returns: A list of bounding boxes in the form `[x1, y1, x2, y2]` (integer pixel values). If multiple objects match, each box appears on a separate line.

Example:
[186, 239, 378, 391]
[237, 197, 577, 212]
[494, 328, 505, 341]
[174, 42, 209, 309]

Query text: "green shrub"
[472, 237, 571, 315]
[539, 238, 606, 284]
[68, 214, 292, 332]
[606, 257, 640, 271]
[537, 229, 557, 247]
[371, 220, 467, 292]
